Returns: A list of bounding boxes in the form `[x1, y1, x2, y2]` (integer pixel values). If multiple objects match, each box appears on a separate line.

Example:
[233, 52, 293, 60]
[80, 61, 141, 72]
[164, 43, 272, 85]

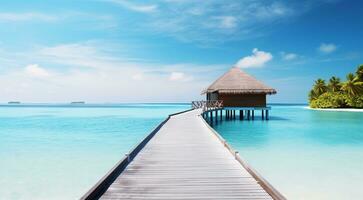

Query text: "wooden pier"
[81, 109, 285, 200]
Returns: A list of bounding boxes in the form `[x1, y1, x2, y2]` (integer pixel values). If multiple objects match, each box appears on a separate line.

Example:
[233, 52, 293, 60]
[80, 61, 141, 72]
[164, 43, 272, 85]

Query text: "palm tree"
[356, 64, 363, 81]
[328, 76, 341, 92]
[308, 89, 318, 102]
[341, 73, 363, 96]
[313, 78, 327, 96]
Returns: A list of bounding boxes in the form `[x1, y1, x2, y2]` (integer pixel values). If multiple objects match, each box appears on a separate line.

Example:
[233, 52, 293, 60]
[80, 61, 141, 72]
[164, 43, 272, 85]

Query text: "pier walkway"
[82, 109, 285, 200]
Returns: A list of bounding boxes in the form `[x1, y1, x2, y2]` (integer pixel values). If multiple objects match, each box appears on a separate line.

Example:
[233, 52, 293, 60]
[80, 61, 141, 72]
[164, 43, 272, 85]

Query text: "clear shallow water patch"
[0, 104, 189, 200]
[213, 105, 363, 200]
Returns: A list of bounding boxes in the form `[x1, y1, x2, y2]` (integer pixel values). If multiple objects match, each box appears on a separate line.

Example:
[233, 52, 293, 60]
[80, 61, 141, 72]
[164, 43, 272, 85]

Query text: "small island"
[309, 65, 363, 108]
[8, 101, 21, 104]
[70, 101, 86, 104]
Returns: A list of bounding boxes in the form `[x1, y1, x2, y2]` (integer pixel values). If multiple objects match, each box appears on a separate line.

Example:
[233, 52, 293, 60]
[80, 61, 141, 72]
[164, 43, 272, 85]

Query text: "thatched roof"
[202, 67, 276, 95]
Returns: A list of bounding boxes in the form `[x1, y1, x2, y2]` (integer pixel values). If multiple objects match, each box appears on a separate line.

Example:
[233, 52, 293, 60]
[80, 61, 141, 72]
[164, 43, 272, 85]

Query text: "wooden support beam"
[220, 109, 223, 121]
[266, 110, 269, 120]
[247, 110, 250, 120]
[215, 110, 218, 123]
[261, 110, 264, 120]
[239, 110, 242, 120]
[216, 110, 218, 122]
[252, 110, 255, 120]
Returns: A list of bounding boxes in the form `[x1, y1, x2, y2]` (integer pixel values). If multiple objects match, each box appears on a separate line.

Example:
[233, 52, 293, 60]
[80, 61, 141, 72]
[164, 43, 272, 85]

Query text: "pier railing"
[191, 100, 223, 112]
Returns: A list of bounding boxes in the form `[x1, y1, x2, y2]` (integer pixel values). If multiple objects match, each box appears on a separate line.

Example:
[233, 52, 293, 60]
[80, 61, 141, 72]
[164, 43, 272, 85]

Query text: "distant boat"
[8, 101, 21, 104]
[70, 101, 86, 104]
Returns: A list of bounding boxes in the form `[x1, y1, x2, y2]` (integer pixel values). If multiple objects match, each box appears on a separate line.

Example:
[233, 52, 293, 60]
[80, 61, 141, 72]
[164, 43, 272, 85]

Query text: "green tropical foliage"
[313, 78, 327, 95]
[328, 76, 341, 92]
[308, 89, 318, 102]
[356, 64, 363, 81]
[310, 92, 347, 108]
[341, 73, 363, 96]
[308, 65, 363, 108]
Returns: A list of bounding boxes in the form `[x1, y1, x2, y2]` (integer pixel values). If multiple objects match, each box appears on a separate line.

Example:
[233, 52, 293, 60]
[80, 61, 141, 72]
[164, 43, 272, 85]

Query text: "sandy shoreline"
[305, 106, 363, 112]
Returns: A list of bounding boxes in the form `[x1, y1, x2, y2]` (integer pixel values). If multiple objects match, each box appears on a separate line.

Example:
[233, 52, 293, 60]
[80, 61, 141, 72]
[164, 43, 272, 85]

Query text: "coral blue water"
[0, 103, 189, 200]
[213, 105, 363, 200]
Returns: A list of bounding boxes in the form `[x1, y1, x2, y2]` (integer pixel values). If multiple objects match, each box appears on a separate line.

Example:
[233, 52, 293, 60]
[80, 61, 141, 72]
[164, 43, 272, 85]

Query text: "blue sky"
[0, 0, 362, 103]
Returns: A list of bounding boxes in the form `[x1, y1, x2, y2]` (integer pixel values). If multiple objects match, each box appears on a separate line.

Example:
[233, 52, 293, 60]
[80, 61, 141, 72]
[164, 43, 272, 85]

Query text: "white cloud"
[281, 52, 298, 60]
[132, 73, 143, 80]
[24, 64, 51, 77]
[318, 43, 337, 54]
[217, 16, 237, 29]
[102, 1, 302, 44]
[97, 0, 339, 45]
[254, 2, 292, 19]
[105, 0, 158, 13]
[169, 72, 186, 81]
[35, 41, 132, 70]
[0, 12, 56, 22]
[235, 48, 273, 68]
[0, 42, 218, 102]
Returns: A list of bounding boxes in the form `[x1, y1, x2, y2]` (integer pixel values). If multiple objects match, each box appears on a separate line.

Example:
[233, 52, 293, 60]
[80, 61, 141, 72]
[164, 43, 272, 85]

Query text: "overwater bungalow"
[201, 67, 276, 120]
[203, 67, 276, 107]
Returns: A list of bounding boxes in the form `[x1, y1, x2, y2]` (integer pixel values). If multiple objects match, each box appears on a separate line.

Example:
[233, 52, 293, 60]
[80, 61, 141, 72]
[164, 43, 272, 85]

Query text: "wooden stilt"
[266, 110, 269, 120]
[247, 110, 250, 120]
[216, 110, 219, 122]
[220, 109, 223, 121]
[239, 110, 242, 120]
[233, 110, 236, 119]
[262, 110, 264, 120]
[252, 110, 254, 120]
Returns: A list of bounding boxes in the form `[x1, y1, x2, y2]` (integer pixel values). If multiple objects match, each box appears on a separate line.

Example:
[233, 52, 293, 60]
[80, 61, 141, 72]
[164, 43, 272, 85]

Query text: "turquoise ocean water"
[0, 104, 189, 200]
[213, 105, 363, 200]
[1, 104, 363, 199]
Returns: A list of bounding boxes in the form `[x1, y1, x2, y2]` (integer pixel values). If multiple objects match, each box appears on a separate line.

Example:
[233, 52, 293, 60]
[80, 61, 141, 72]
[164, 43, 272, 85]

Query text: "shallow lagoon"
[213, 105, 363, 200]
[0, 104, 189, 200]
[1, 104, 363, 199]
